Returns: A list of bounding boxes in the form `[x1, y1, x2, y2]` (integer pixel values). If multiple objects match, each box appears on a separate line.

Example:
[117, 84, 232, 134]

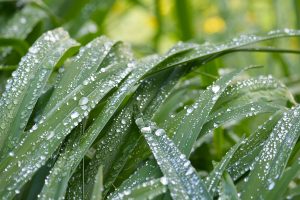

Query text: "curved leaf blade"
[135, 117, 212, 200]
[242, 105, 300, 199]
[0, 28, 79, 154]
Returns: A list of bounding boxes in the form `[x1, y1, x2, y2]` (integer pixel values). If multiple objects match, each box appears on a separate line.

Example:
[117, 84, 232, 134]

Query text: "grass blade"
[0, 4, 46, 63]
[205, 139, 243, 196]
[43, 36, 117, 114]
[0, 28, 79, 154]
[135, 117, 212, 200]
[219, 172, 239, 200]
[242, 105, 300, 199]
[173, 67, 251, 156]
[110, 178, 167, 200]
[266, 158, 300, 199]
[112, 67, 250, 198]
[39, 42, 135, 199]
[227, 111, 284, 180]
[0, 60, 131, 199]
[146, 29, 300, 76]
[91, 166, 104, 200]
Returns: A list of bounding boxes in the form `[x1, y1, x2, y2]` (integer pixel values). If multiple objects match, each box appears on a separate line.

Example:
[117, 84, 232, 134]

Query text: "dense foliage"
[0, 1, 300, 200]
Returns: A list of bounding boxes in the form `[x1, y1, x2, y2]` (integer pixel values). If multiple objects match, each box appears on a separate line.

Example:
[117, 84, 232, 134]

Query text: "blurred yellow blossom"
[203, 16, 226, 34]
[160, 0, 172, 16]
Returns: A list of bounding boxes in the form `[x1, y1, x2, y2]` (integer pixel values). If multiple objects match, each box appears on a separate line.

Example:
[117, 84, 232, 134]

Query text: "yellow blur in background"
[102, 0, 298, 54]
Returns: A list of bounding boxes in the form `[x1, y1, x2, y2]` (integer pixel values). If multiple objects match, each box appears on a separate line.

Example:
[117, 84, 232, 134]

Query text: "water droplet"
[160, 177, 168, 185]
[155, 129, 165, 136]
[135, 118, 144, 127]
[83, 80, 89, 85]
[185, 167, 193, 176]
[268, 181, 275, 190]
[212, 85, 220, 93]
[124, 190, 130, 195]
[71, 111, 79, 119]
[141, 126, 151, 134]
[79, 97, 89, 106]
[187, 108, 193, 114]
[47, 131, 55, 140]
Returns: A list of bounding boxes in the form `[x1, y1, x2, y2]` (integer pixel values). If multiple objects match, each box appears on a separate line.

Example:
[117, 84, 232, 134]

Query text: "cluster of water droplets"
[1, 5, 45, 38]
[239, 106, 300, 199]
[1, 43, 136, 198]
[227, 114, 277, 180]
[135, 118, 209, 200]
[0, 28, 74, 154]
[112, 178, 167, 200]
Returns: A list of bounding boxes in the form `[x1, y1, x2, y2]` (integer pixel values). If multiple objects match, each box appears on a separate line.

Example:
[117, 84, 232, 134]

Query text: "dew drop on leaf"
[71, 111, 79, 119]
[155, 129, 165, 136]
[141, 126, 151, 134]
[211, 85, 220, 93]
[79, 97, 89, 106]
[268, 181, 275, 190]
[160, 177, 168, 185]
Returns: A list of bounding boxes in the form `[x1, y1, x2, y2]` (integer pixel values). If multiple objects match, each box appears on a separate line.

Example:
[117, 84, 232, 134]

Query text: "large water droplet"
[268, 181, 275, 190]
[71, 111, 79, 119]
[141, 126, 151, 134]
[155, 129, 165, 136]
[79, 97, 89, 106]
[160, 177, 168, 185]
[212, 85, 220, 93]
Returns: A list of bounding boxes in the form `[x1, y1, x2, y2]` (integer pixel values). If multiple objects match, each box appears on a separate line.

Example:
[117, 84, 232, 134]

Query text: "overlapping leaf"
[242, 105, 300, 199]
[0, 28, 79, 154]
[135, 117, 212, 200]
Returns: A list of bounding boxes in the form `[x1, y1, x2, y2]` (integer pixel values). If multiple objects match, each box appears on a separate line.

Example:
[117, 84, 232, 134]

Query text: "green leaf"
[66, 0, 116, 37]
[0, 4, 45, 39]
[109, 178, 167, 200]
[107, 160, 162, 200]
[227, 111, 283, 180]
[113, 67, 250, 198]
[72, 61, 187, 199]
[43, 36, 117, 114]
[91, 166, 104, 200]
[146, 29, 300, 76]
[266, 158, 300, 200]
[242, 105, 300, 199]
[0, 4, 46, 63]
[0, 55, 131, 199]
[173, 67, 251, 156]
[219, 172, 239, 200]
[0, 28, 79, 154]
[205, 138, 243, 196]
[39, 41, 135, 199]
[135, 116, 212, 200]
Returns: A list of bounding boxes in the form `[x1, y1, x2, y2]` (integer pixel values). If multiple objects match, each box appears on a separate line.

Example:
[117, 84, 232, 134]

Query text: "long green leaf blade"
[91, 166, 104, 200]
[242, 105, 300, 199]
[205, 139, 243, 196]
[0, 28, 79, 153]
[135, 117, 212, 200]
[219, 172, 239, 200]
[0, 61, 131, 199]
[266, 158, 300, 200]
[39, 42, 135, 199]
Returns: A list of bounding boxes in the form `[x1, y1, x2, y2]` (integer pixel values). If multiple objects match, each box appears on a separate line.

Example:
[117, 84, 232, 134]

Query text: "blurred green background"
[101, 0, 300, 53]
